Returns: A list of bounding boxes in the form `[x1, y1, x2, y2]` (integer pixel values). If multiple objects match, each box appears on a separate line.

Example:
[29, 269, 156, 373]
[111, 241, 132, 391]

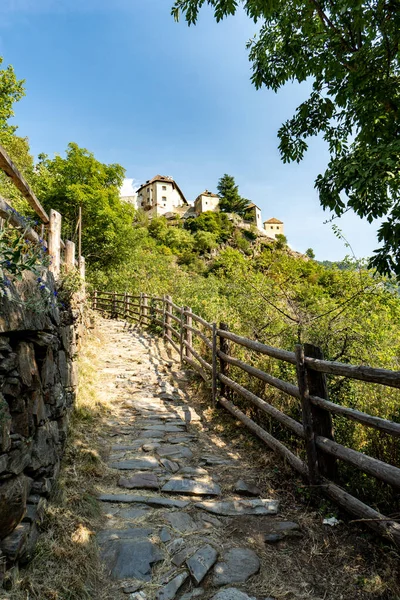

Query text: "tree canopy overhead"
[172, 0, 400, 277]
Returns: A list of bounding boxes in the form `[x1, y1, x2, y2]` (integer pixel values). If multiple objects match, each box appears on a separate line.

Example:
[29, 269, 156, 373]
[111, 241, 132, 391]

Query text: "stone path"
[95, 319, 301, 600]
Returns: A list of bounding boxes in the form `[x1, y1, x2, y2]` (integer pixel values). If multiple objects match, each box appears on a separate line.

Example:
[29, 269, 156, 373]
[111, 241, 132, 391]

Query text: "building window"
[162, 196, 167, 201]
[162, 186, 167, 190]
[271, 226, 273, 229]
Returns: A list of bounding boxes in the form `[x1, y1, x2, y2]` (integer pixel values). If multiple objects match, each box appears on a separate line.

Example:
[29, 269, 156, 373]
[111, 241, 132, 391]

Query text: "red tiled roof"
[264, 218, 283, 224]
[196, 190, 220, 199]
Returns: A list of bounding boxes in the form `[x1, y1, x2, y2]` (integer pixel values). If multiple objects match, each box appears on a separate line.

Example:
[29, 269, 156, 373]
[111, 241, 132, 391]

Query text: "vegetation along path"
[94, 317, 398, 600]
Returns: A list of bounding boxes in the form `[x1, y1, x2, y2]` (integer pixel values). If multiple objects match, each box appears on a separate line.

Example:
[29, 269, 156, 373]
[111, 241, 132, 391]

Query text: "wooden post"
[143, 294, 148, 324]
[295, 344, 319, 485]
[112, 291, 117, 319]
[219, 322, 230, 398]
[139, 293, 143, 325]
[64, 240, 75, 272]
[162, 295, 167, 338]
[184, 307, 192, 359]
[304, 343, 337, 480]
[165, 295, 172, 340]
[179, 306, 184, 364]
[48, 209, 62, 278]
[79, 256, 85, 280]
[126, 292, 130, 320]
[93, 290, 97, 311]
[123, 291, 127, 320]
[78, 205, 82, 263]
[212, 323, 217, 405]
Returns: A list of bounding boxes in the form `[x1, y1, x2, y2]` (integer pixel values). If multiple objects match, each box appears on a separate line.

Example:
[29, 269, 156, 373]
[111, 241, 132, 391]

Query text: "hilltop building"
[121, 174, 285, 238]
[194, 190, 220, 215]
[244, 203, 263, 230]
[136, 175, 188, 217]
[264, 218, 284, 239]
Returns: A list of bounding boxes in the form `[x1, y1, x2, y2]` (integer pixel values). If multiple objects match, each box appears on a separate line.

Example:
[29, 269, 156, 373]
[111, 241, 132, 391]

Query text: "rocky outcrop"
[0, 272, 83, 571]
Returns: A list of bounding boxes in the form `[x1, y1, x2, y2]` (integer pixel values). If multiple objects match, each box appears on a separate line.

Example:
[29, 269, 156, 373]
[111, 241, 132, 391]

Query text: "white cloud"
[120, 178, 139, 197]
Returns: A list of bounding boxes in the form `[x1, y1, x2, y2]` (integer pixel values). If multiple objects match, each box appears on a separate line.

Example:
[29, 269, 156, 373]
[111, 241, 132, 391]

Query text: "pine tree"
[217, 174, 249, 216]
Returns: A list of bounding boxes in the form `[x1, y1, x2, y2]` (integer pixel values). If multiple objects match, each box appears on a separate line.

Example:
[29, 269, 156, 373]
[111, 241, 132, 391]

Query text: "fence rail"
[92, 289, 400, 546]
[0, 143, 85, 279]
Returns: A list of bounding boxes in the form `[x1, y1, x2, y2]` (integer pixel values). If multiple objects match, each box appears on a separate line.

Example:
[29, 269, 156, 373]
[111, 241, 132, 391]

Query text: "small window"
[205, 201, 208, 205]
[270, 226, 273, 229]
[162, 196, 167, 201]
[162, 185, 167, 191]
[147, 187, 150, 192]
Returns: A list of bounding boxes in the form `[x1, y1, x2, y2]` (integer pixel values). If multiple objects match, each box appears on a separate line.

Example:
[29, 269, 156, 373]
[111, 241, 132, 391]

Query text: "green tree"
[164, 228, 195, 254]
[275, 234, 288, 250]
[217, 174, 249, 216]
[0, 57, 32, 213]
[185, 210, 233, 241]
[173, 1, 400, 277]
[35, 143, 135, 269]
[305, 248, 315, 259]
[0, 57, 24, 143]
[194, 230, 218, 253]
[148, 216, 169, 242]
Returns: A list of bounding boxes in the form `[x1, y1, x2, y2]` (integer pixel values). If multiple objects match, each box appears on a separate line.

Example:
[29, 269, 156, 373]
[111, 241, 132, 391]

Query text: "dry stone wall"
[0, 273, 83, 575]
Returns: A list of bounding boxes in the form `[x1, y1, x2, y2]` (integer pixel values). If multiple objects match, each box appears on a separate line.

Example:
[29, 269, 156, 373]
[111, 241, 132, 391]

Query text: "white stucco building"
[264, 218, 284, 238]
[136, 175, 188, 217]
[194, 190, 220, 215]
[245, 203, 263, 230]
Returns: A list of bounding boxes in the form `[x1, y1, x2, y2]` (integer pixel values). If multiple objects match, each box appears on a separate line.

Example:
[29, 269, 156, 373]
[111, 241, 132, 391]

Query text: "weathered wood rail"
[0, 144, 84, 278]
[92, 290, 400, 546]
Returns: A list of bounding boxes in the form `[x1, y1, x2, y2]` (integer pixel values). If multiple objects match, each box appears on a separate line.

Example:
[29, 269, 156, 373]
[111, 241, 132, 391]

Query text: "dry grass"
[1, 327, 115, 600]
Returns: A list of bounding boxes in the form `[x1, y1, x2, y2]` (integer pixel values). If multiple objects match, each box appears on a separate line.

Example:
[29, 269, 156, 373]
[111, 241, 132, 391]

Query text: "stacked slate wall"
[0, 272, 83, 574]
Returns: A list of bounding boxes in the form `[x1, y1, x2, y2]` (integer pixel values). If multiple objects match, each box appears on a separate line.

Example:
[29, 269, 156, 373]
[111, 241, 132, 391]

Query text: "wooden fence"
[92, 290, 400, 546]
[0, 144, 84, 279]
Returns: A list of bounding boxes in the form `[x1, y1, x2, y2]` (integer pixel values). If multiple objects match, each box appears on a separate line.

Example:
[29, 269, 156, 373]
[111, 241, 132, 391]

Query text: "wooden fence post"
[304, 343, 337, 480]
[165, 295, 172, 340]
[184, 307, 192, 360]
[79, 256, 85, 280]
[143, 294, 148, 324]
[212, 323, 217, 405]
[219, 322, 230, 398]
[112, 291, 117, 319]
[179, 306, 184, 364]
[93, 289, 97, 311]
[295, 344, 319, 485]
[139, 293, 143, 325]
[64, 240, 75, 272]
[126, 292, 130, 320]
[123, 291, 127, 320]
[48, 209, 62, 278]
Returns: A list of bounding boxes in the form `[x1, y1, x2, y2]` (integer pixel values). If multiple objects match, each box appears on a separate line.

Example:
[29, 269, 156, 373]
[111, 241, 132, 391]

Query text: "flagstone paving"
[94, 318, 300, 600]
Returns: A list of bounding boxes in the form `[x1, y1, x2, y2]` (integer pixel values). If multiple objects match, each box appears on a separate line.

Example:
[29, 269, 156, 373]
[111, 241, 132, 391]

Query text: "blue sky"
[0, 0, 380, 260]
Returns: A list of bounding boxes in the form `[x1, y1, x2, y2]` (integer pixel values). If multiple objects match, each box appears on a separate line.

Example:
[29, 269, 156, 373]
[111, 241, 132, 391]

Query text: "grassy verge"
[2, 326, 113, 600]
